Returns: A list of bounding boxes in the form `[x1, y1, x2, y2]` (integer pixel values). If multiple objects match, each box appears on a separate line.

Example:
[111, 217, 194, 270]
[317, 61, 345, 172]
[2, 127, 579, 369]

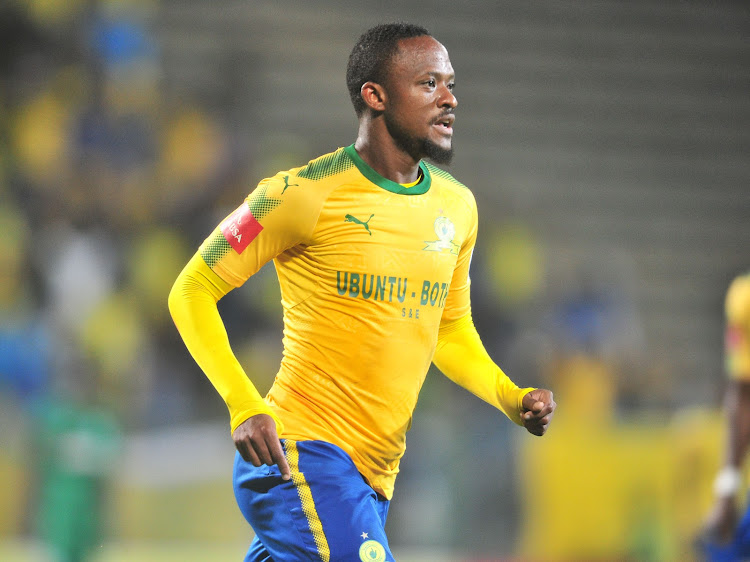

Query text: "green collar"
[344, 144, 431, 195]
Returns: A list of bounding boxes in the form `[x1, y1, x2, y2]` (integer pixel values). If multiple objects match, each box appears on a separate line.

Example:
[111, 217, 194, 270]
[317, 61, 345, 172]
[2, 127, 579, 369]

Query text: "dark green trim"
[248, 185, 282, 220]
[297, 148, 354, 180]
[200, 234, 232, 268]
[423, 161, 468, 190]
[344, 145, 431, 195]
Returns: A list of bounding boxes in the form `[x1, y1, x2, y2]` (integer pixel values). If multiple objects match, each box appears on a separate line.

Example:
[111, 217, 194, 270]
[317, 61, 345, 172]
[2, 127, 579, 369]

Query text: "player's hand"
[521, 388, 555, 436]
[232, 414, 291, 481]
[701, 496, 738, 545]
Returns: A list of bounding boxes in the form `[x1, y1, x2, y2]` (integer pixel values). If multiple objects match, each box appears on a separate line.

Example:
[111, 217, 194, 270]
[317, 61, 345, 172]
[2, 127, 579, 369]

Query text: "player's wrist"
[714, 466, 742, 498]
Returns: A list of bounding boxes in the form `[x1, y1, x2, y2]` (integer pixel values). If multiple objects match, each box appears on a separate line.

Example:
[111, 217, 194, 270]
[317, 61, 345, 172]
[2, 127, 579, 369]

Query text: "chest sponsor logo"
[220, 204, 263, 254]
[423, 216, 459, 255]
[337, 271, 450, 319]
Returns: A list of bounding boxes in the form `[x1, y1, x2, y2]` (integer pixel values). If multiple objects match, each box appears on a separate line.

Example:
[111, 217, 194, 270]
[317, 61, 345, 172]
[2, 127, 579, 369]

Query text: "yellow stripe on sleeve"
[284, 440, 331, 561]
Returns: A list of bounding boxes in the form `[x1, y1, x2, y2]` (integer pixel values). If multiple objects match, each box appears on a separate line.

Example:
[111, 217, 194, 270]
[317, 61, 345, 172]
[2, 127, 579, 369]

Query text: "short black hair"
[346, 22, 430, 117]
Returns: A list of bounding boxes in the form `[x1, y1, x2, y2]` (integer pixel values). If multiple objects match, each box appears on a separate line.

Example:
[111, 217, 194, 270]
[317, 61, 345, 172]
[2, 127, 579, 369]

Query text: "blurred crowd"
[0, 0, 277, 431]
[1, 0, 668, 559]
[0, 2, 282, 557]
[0, 0, 649, 434]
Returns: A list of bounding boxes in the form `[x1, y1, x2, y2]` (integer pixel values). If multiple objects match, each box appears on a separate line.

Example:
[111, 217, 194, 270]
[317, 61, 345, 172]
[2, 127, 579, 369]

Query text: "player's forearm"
[725, 380, 750, 468]
[433, 314, 534, 425]
[168, 253, 281, 433]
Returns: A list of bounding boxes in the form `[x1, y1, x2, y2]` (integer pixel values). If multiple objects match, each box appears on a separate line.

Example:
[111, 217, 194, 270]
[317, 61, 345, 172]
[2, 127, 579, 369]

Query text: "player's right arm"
[168, 253, 291, 480]
[168, 171, 319, 479]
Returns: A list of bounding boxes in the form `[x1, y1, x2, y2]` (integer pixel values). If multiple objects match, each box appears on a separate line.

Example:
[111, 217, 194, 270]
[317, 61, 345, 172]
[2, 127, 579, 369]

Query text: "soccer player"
[169, 22, 555, 561]
[701, 272, 750, 561]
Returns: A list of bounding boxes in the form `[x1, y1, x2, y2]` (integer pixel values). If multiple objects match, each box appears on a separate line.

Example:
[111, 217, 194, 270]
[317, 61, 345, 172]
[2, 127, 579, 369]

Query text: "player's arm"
[433, 313, 554, 435]
[701, 382, 750, 545]
[703, 275, 750, 543]
[724, 379, 750, 476]
[433, 191, 554, 434]
[168, 253, 291, 479]
[168, 172, 318, 478]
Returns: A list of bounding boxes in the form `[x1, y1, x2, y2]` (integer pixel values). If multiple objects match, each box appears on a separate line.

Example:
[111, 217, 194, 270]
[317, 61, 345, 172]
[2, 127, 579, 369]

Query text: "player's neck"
[353, 122, 421, 185]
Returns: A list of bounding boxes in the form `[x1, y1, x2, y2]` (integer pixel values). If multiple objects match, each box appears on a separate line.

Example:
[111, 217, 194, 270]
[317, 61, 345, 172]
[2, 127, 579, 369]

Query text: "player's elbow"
[167, 274, 185, 324]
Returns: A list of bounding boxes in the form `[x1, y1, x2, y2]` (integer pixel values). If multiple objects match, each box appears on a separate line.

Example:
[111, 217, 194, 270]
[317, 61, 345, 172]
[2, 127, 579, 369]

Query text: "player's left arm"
[432, 190, 555, 435]
[433, 314, 555, 435]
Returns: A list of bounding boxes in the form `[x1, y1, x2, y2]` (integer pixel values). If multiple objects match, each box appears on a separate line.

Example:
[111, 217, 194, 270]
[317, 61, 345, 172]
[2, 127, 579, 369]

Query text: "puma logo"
[344, 213, 374, 235]
[281, 175, 299, 194]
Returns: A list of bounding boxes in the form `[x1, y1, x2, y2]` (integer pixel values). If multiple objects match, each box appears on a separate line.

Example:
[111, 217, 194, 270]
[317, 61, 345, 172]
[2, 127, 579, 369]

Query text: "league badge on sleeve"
[220, 204, 263, 254]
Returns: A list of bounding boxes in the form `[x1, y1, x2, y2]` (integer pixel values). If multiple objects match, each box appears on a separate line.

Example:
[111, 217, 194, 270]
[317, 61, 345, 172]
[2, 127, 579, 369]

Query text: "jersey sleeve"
[433, 189, 534, 425]
[439, 189, 478, 324]
[433, 313, 534, 425]
[199, 171, 320, 286]
[168, 253, 284, 434]
[726, 274, 750, 380]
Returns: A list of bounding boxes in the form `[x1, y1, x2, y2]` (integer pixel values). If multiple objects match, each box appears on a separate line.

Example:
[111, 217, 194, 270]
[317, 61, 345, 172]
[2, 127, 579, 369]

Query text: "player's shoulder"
[726, 272, 750, 325]
[423, 160, 471, 193]
[422, 160, 474, 194]
[423, 161, 476, 207]
[252, 147, 355, 203]
[289, 146, 356, 183]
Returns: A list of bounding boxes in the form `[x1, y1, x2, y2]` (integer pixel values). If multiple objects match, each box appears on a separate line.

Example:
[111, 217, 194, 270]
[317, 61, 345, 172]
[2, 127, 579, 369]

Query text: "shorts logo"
[359, 539, 386, 562]
[220, 204, 263, 254]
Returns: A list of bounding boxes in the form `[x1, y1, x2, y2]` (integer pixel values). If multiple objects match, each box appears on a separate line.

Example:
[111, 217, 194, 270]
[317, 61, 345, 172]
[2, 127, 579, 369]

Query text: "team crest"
[423, 216, 459, 255]
[359, 539, 386, 562]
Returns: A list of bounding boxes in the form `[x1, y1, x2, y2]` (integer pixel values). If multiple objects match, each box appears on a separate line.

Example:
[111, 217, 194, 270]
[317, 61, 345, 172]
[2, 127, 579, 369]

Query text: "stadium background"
[0, 0, 748, 560]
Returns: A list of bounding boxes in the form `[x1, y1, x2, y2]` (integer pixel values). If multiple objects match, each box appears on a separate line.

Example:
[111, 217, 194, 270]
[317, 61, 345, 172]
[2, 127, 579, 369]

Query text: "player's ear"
[360, 81, 387, 112]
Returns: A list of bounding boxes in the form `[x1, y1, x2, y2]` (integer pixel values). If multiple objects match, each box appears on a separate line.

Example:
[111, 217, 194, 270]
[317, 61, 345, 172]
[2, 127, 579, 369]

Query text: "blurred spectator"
[32, 374, 122, 562]
[0, 1, 258, 556]
[0, 205, 51, 404]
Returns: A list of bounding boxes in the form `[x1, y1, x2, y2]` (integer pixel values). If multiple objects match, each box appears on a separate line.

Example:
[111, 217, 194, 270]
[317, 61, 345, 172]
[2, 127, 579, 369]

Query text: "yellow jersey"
[726, 272, 750, 380]
[185, 145, 530, 498]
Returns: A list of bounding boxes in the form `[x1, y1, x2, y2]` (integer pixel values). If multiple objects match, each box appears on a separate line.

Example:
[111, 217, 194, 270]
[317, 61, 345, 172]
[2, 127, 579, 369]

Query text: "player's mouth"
[433, 113, 455, 135]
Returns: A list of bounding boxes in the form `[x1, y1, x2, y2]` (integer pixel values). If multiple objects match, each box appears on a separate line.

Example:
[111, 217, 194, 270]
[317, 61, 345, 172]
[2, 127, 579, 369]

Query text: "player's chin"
[423, 137, 453, 165]
[430, 133, 452, 151]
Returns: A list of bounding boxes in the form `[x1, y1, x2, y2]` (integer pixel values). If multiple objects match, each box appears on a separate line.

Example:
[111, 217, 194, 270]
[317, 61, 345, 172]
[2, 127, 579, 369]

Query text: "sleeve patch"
[220, 204, 263, 254]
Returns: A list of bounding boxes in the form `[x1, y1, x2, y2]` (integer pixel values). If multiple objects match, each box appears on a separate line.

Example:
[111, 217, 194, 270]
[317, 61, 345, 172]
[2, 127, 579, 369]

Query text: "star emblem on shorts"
[360, 532, 369, 539]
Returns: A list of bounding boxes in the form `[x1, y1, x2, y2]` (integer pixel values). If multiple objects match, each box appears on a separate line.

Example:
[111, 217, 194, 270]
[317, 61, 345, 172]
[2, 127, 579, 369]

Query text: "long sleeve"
[433, 313, 534, 425]
[168, 252, 283, 434]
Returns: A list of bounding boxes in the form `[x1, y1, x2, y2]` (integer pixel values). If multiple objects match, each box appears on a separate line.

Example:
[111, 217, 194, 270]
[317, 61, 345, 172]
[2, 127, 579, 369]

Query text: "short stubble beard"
[384, 111, 454, 166]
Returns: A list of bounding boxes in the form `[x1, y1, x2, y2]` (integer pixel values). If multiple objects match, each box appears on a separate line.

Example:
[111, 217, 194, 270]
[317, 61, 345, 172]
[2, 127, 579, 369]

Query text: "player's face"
[382, 36, 457, 164]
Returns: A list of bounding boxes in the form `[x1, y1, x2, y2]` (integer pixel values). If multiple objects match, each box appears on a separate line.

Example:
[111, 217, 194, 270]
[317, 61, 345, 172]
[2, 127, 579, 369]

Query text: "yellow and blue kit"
[169, 145, 534, 560]
[235, 439, 394, 561]
[705, 272, 750, 562]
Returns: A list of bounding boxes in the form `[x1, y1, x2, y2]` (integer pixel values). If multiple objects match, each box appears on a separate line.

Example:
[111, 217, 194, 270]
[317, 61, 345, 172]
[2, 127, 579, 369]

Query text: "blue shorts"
[233, 439, 394, 562]
[701, 506, 750, 561]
